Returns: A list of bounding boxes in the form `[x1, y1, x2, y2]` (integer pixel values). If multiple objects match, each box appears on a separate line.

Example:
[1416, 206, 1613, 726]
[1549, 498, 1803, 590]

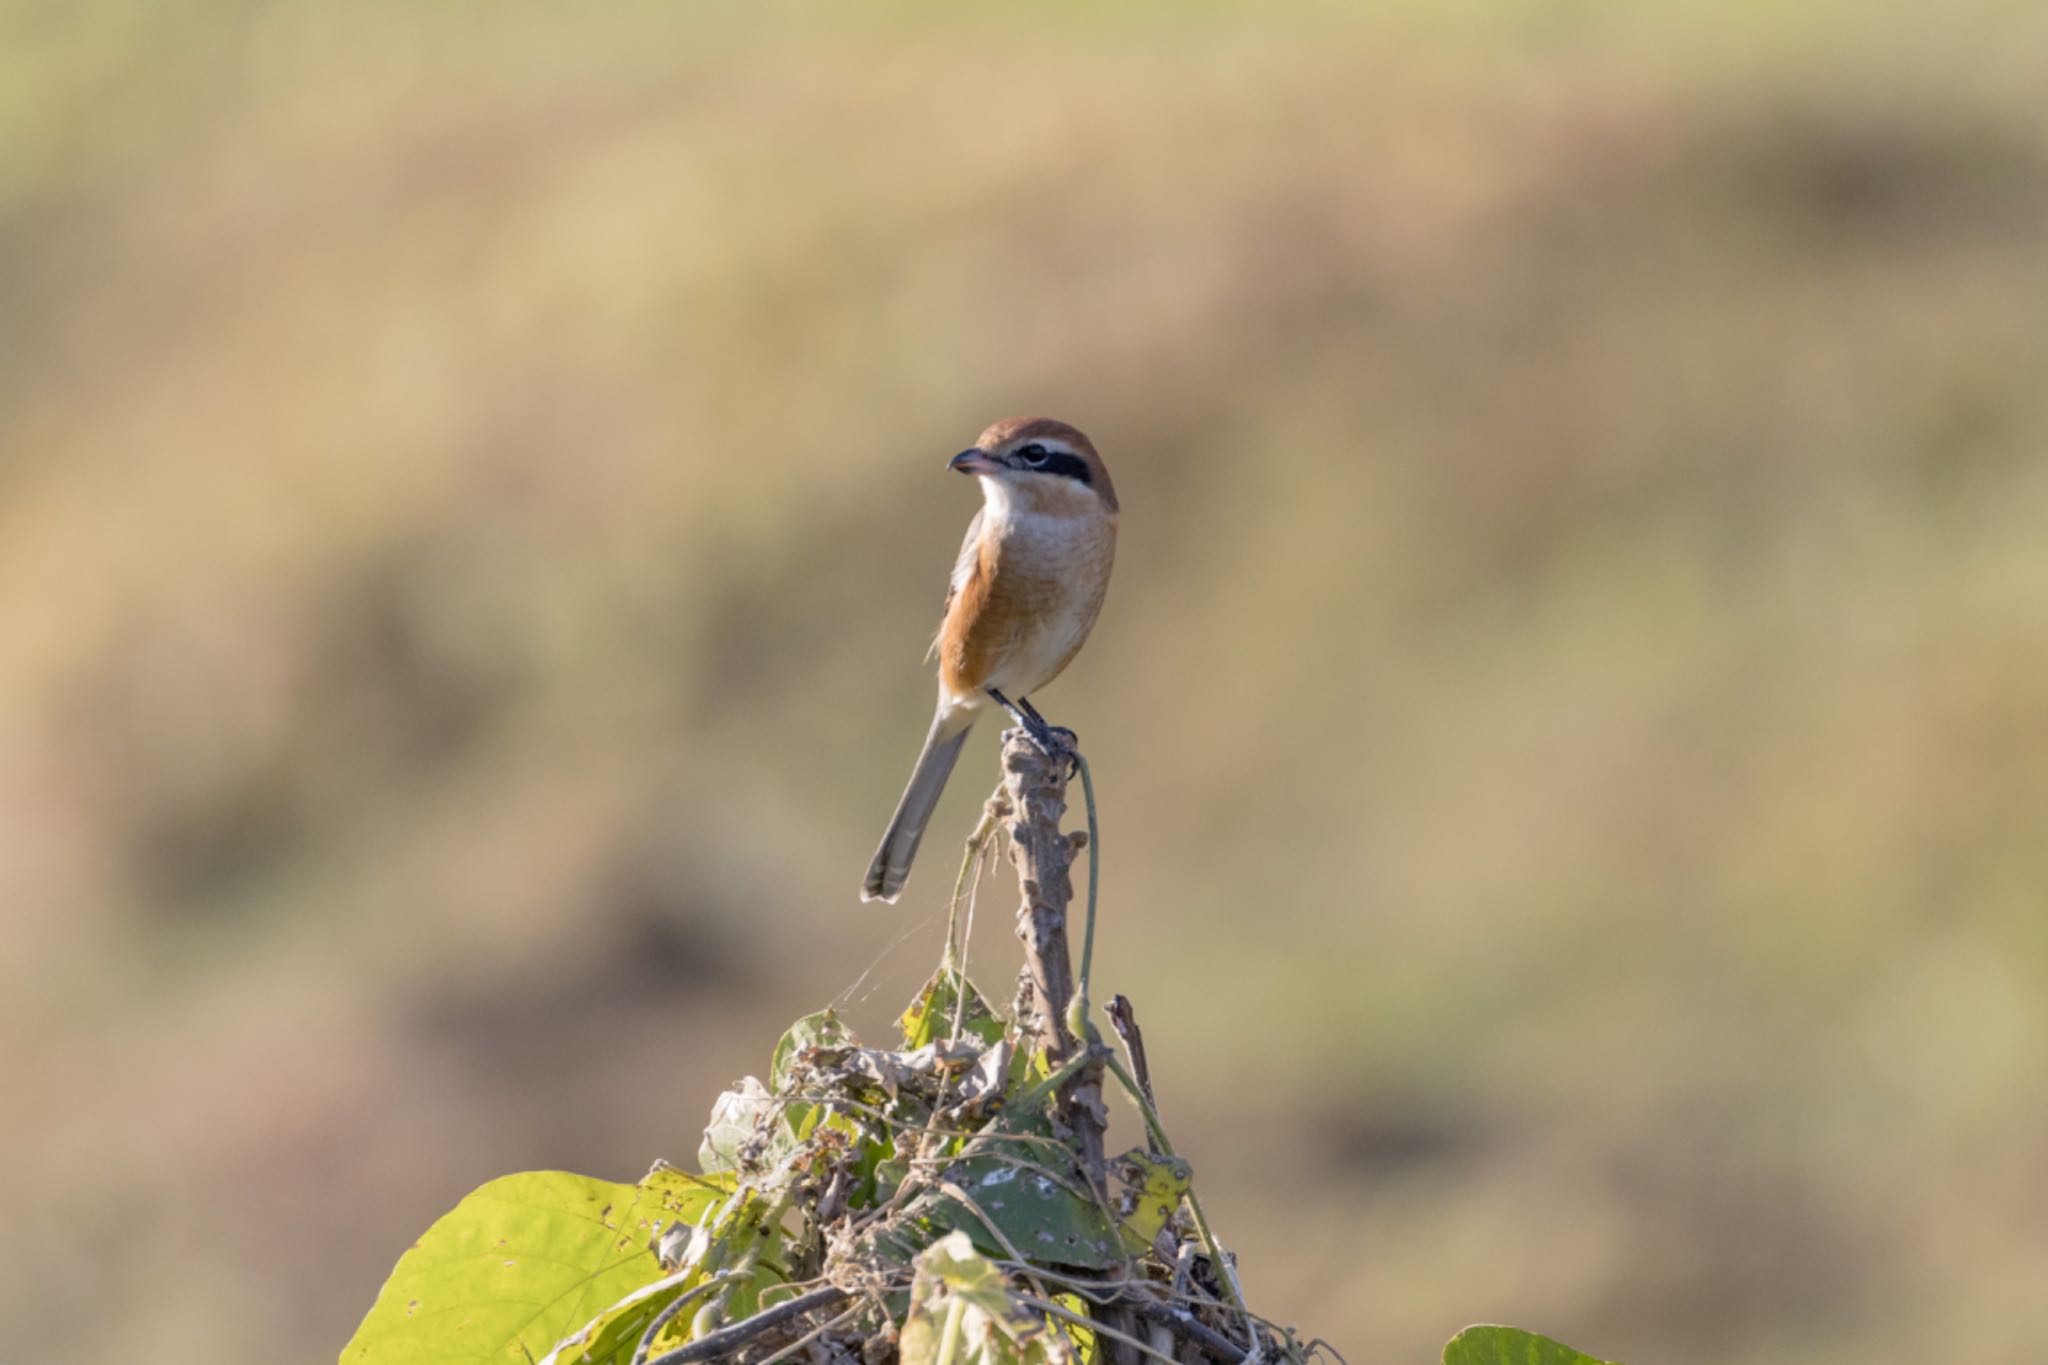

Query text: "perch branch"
[998, 728, 1109, 1184]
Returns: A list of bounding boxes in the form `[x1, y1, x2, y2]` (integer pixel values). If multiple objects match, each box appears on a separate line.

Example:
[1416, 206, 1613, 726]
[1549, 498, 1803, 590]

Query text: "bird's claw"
[1023, 721, 1081, 774]
[986, 689, 1081, 774]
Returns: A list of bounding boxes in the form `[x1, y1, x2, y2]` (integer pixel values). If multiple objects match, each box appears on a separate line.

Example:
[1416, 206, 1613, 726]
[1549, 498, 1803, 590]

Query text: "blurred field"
[5, 2, 2048, 1362]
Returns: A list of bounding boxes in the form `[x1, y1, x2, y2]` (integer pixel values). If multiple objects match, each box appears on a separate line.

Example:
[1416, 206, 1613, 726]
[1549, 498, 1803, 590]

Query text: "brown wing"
[926, 507, 985, 664]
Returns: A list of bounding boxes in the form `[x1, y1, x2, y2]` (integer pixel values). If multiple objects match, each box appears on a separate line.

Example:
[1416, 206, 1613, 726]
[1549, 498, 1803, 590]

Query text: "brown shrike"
[861, 418, 1119, 903]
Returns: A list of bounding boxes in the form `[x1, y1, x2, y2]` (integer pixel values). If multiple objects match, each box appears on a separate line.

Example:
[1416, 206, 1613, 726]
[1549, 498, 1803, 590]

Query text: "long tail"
[861, 706, 976, 903]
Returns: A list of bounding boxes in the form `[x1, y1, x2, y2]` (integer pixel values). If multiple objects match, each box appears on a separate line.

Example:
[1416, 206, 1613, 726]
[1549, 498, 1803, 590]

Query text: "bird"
[861, 417, 1119, 904]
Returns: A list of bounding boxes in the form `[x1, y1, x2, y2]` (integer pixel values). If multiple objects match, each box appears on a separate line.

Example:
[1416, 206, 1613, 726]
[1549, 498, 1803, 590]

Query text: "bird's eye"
[1016, 443, 1049, 467]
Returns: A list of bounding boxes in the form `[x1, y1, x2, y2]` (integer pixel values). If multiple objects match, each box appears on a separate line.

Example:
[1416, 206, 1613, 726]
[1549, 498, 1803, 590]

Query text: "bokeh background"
[6, 2, 2048, 1362]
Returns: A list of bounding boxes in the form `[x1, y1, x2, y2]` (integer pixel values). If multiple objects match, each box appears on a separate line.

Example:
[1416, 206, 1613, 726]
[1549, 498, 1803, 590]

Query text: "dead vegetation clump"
[344, 730, 1331, 1365]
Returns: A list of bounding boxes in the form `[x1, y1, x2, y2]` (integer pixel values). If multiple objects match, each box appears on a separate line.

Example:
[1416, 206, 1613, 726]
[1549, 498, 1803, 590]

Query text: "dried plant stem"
[998, 729, 1108, 1183]
[944, 784, 1008, 973]
[1105, 995, 1159, 1136]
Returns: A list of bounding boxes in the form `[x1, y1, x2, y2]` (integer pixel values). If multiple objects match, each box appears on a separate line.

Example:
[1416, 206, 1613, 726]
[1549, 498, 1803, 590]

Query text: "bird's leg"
[987, 688, 1079, 769]
[1015, 695, 1079, 751]
[984, 687, 1035, 733]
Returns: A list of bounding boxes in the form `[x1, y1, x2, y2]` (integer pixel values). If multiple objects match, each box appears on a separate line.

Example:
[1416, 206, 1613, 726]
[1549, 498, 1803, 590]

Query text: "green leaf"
[918, 1231, 1036, 1330]
[906, 1143, 1190, 1271]
[1105, 1149, 1191, 1254]
[760, 1011, 863, 1158]
[537, 1270, 695, 1365]
[341, 1170, 685, 1365]
[535, 1176, 780, 1365]
[1051, 1294, 1097, 1364]
[691, 1189, 793, 1324]
[1443, 1325, 1622, 1365]
[900, 1232, 1063, 1365]
[901, 970, 1006, 1050]
[640, 1164, 734, 1228]
[917, 1146, 1123, 1269]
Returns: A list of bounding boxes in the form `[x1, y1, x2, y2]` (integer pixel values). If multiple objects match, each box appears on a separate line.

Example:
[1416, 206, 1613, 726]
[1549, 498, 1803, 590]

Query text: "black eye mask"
[1009, 444, 1093, 486]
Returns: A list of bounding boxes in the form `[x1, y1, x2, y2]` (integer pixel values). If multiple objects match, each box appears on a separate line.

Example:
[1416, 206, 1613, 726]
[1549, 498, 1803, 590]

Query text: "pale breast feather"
[975, 509, 1116, 695]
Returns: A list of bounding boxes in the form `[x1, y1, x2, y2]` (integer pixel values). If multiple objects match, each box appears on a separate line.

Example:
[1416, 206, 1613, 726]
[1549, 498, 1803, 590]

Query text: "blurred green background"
[5, 2, 2048, 1362]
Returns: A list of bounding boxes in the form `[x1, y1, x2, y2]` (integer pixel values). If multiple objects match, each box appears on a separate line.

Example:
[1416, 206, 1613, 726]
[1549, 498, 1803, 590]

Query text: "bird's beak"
[949, 448, 1001, 476]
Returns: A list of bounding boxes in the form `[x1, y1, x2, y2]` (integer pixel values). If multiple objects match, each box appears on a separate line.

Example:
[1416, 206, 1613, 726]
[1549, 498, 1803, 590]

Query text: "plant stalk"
[998, 729, 1108, 1186]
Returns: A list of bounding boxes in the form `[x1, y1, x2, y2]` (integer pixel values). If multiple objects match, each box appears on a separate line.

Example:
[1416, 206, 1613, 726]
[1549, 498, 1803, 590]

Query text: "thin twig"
[987, 1260, 1138, 1304]
[1130, 1302, 1253, 1364]
[631, 1274, 740, 1365]
[987, 1255, 1299, 1360]
[862, 785, 1015, 1254]
[1001, 1048, 1093, 1117]
[643, 1285, 851, 1365]
[1073, 751, 1103, 1021]
[1105, 995, 1158, 1132]
[751, 1302, 867, 1365]
[944, 785, 1006, 975]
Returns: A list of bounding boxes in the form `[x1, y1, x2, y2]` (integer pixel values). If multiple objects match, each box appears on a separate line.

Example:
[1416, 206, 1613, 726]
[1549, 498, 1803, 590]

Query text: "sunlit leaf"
[1443, 1325, 1621, 1365]
[1052, 1294, 1095, 1365]
[341, 1170, 678, 1365]
[1105, 1149, 1190, 1254]
[536, 1269, 695, 1365]
[641, 1164, 733, 1228]
[695, 1189, 793, 1324]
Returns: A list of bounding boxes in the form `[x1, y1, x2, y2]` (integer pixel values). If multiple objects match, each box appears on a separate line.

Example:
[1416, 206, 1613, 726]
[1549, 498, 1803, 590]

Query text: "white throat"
[976, 473, 1103, 526]
[978, 475, 1022, 526]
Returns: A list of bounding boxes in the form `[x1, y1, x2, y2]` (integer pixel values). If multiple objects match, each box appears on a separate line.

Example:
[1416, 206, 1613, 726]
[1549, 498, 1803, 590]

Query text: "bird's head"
[949, 417, 1118, 516]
